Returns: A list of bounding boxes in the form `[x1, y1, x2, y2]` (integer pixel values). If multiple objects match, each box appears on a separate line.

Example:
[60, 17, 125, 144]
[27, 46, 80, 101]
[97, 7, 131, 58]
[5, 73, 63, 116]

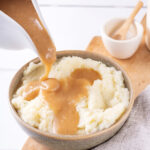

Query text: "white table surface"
[0, 0, 147, 149]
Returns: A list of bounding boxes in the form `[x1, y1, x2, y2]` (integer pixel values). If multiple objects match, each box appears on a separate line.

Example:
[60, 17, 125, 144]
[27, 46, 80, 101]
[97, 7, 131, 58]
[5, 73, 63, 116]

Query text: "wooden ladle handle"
[113, 0, 143, 40]
[122, 1, 143, 31]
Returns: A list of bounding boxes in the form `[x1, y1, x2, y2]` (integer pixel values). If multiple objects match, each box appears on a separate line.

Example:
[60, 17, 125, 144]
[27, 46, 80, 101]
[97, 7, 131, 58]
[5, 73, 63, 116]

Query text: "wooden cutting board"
[22, 16, 150, 150]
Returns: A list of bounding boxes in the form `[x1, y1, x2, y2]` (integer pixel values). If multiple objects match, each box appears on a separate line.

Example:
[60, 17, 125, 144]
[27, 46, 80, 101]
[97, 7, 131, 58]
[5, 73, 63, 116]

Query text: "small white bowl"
[101, 18, 143, 59]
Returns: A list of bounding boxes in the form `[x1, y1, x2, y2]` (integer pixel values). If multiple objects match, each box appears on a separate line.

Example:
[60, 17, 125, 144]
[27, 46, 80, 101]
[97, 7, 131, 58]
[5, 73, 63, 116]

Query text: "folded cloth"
[92, 86, 150, 150]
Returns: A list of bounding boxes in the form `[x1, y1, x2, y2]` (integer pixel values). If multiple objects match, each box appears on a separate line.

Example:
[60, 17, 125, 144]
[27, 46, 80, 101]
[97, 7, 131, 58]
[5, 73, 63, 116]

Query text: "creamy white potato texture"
[12, 56, 129, 134]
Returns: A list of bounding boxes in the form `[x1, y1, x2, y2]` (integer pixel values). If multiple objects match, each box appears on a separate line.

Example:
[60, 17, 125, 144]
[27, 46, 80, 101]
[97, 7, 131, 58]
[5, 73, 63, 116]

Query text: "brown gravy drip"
[0, 0, 56, 80]
[22, 68, 102, 134]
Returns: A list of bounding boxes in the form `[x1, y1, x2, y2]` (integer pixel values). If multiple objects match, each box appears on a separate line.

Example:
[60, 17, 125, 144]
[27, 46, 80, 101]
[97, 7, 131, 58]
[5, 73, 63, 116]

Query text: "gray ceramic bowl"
[9, 50, 133, 150]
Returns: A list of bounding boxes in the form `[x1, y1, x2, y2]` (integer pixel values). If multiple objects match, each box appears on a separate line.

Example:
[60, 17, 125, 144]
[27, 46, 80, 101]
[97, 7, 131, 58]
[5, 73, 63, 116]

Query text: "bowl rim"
[101, 17, 143, 44]
[9, 50, 134, 141]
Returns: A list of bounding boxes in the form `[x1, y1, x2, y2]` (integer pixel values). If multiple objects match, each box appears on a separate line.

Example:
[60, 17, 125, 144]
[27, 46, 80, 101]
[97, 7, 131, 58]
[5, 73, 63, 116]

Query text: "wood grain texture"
[22, 138, 52, 150]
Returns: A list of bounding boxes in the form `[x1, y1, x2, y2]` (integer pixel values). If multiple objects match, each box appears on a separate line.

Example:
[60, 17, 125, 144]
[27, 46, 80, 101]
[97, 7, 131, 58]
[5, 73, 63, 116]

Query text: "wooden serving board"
[22, 16, 150, 150]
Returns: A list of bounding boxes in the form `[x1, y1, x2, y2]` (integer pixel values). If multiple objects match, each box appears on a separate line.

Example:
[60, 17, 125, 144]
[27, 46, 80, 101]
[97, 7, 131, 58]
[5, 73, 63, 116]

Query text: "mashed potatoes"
[12, 56, 129, 134]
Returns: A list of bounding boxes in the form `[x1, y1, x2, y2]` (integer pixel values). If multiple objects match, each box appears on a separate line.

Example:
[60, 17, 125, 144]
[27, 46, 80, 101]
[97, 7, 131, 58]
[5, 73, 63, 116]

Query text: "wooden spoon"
[111, 1, 143, 40]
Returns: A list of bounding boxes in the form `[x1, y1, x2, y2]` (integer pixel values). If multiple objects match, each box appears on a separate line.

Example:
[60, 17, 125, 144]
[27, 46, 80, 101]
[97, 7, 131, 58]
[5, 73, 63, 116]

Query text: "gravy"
[22, 68, 101, 134]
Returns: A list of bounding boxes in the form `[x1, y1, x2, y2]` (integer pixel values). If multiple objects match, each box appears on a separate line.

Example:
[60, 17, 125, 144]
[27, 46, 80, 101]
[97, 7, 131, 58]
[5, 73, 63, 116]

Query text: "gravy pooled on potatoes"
[23, 68, 101, 134]
[12, 57, 130, 135]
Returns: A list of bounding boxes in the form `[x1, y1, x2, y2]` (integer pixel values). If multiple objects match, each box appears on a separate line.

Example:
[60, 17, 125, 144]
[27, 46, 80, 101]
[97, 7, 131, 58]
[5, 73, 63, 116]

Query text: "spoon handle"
[119, 1, 143, 40]
[126, 1, 143, 25]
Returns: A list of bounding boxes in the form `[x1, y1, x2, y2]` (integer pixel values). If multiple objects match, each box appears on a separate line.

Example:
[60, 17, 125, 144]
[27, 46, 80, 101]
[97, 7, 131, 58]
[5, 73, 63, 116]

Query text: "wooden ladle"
[111, 1, 143, 40]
